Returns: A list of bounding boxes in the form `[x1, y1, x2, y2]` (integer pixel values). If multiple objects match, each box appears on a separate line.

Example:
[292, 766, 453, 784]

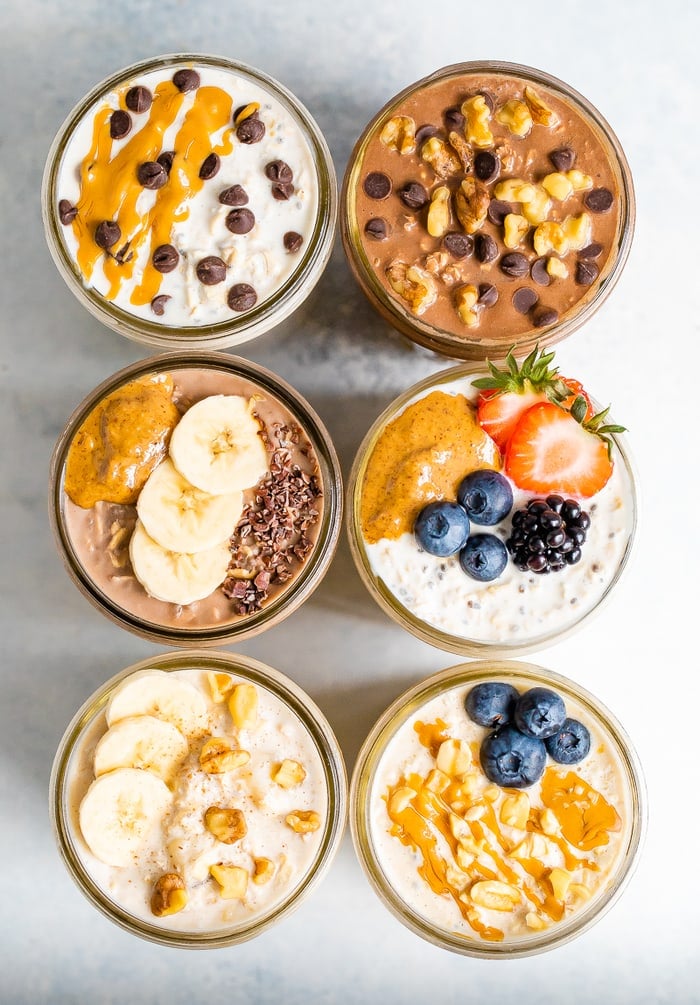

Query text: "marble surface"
[1, 0, 698, 1001]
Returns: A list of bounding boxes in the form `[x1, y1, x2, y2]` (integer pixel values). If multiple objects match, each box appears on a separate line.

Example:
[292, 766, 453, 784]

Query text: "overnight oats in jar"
[42, 54, 336, 349]
[50, 650, 347, 947]
[341, 61, 634, 360]
[350, 660, 645, 958]
[347, 347, 637, 656]
[49, 352, 342, 645]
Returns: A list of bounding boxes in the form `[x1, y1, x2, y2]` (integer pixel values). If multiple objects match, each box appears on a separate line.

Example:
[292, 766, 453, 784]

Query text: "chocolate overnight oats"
[49, 354, 342, 645]
[342, 62, 634, 360]
[42, 54, 336, 349]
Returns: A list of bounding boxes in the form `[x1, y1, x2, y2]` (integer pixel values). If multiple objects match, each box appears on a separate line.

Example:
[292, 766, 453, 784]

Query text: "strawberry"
[560, 377, 594, 420]
[474, 346, 577, 452]
[505, 397, 625, 498]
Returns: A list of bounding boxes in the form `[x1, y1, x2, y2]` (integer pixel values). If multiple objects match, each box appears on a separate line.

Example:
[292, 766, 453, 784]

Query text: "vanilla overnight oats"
[350, 661, 645, 957]
[341, 62, 634, 360]
[49, 353, 342, 645]
[347, 348, 636, 656]
[42, 54, 336, 348]
[50, 651, 347, 947]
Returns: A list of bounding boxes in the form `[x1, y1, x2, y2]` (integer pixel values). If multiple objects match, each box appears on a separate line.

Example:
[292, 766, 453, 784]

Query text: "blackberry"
[506, 497, 590, 574]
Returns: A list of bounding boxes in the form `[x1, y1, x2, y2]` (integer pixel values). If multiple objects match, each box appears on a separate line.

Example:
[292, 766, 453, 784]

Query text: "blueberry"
[545, 718, 591, 764]
[414, 501, 470, 557]
[465, 682, 519, 727]
[480, 725, 547, 788]
[514, 687, 567, 739]
[459, 534, 508, 581]
[457, 469, 514, 525]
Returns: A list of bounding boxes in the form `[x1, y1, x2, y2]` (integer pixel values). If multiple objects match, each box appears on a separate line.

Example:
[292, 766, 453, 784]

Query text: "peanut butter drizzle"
[360, 391, 500, 545]
[70, 81, 234, 305]
[384, 721, 621, 942]
[64, 373, 179, 508]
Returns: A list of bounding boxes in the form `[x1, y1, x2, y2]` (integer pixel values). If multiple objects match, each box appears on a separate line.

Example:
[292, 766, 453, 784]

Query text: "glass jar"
[350, 659, 645, 958]
[42, 53, 337, 350]
[346, 363, 637, 658]
[341, 61, 635, 360]
[49, 351, 342, 645]
[50, 649, 347, 947]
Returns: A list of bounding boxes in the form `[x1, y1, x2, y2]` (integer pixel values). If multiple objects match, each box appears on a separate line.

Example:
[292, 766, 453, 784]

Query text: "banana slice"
[169, 395, 269, 495]
[93, 715, 189, 783]
[106, 669, 208, 737]
[79, 767, 173, 867]
[129, 520, 231, 608]
[137, 459, 243, 554]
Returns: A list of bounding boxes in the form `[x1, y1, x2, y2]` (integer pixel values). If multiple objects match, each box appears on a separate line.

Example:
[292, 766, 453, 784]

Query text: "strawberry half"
[473, 346, 578, 453]
[505, 399, 622, 498]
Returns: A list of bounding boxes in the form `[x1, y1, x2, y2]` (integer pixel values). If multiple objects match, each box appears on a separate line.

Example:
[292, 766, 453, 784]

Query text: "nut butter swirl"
[69, 80, 234, 306]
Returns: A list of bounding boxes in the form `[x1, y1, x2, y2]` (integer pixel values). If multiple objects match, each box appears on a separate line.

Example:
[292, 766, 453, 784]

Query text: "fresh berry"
[545, 718, 591, 764]
[507, 496, 590, 574]
[514, 687, 566, 740]
[465, 682, 519, 727]
[459, 534, 508, 581]
[473, 345, 576, 451]
[457, 469, 513, 525]
[560, 378, 594, 420]
[504, 400, 618, 497]
[480, 725, 546, 788]
[414, 501, 470, 557]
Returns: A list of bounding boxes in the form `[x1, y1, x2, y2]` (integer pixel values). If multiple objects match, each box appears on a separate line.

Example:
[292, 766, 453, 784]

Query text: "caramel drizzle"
[70, 80, 234, 305]
[385, 719, 621, 942]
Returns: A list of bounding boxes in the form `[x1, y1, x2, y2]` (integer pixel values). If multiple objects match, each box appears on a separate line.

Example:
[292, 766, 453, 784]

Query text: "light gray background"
[1, 0, 697, 1001]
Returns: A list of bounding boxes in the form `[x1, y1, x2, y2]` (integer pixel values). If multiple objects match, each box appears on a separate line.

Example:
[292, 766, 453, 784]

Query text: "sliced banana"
[106, 669, 208, 737]
[79, 767, 173, 867]
[137, 458, 243, 554]
[93, 714, 189, 783]
[169, 395, 269, 496]
[129, 520, 231, 608]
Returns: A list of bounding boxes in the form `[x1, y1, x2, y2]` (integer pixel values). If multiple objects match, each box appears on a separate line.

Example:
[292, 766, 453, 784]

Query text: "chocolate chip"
[474, 151, 500, 184]
[399, 182, 429, 209]
[94, 220, 121, 250]
[363, 171, 392, 200]
[533, 307, 559, 327]
[579, 242, 604, 260]
[531, 258, 551, 286]
[150, 294, 170, 316]
[225, 208, 255, 234]
[237, 117, 265, 144]
[199, 153, 220, 180]
[365, 218, 389, 241]
[227, 283, 257, 312]
[125, 85, 152, 113]
[265, 160, 293, 183]
[219, 184, 248, 206]
[137, 161, 168, 190]
[584, 187, 614, 213]
[500, 252, 529, 278]
[476, 90, 495, 113]
[487, 199, 513, 226]
[549, 147, 576, 172]
[196, 256, 227, 285]
[478, 282, 498, 307]
[475, 233, 498, 264]
[173, 68, 200, 92]
[416, 124, 440, 146]
[234, 104, 258, 122]
[113, 241, 133, 264]
[284, 231, 303, 252]
[58, 200, 77, 225]
[575, 260, 599, 286]
[443, 232, 473, 259]
[512, 287, 539, 314]
[272, 182, 295, 201]
[444, 106, 465, 132]
[157, 151, 175, 174]
[152, 244, 179, 273]
[110, 110, 132, 140]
